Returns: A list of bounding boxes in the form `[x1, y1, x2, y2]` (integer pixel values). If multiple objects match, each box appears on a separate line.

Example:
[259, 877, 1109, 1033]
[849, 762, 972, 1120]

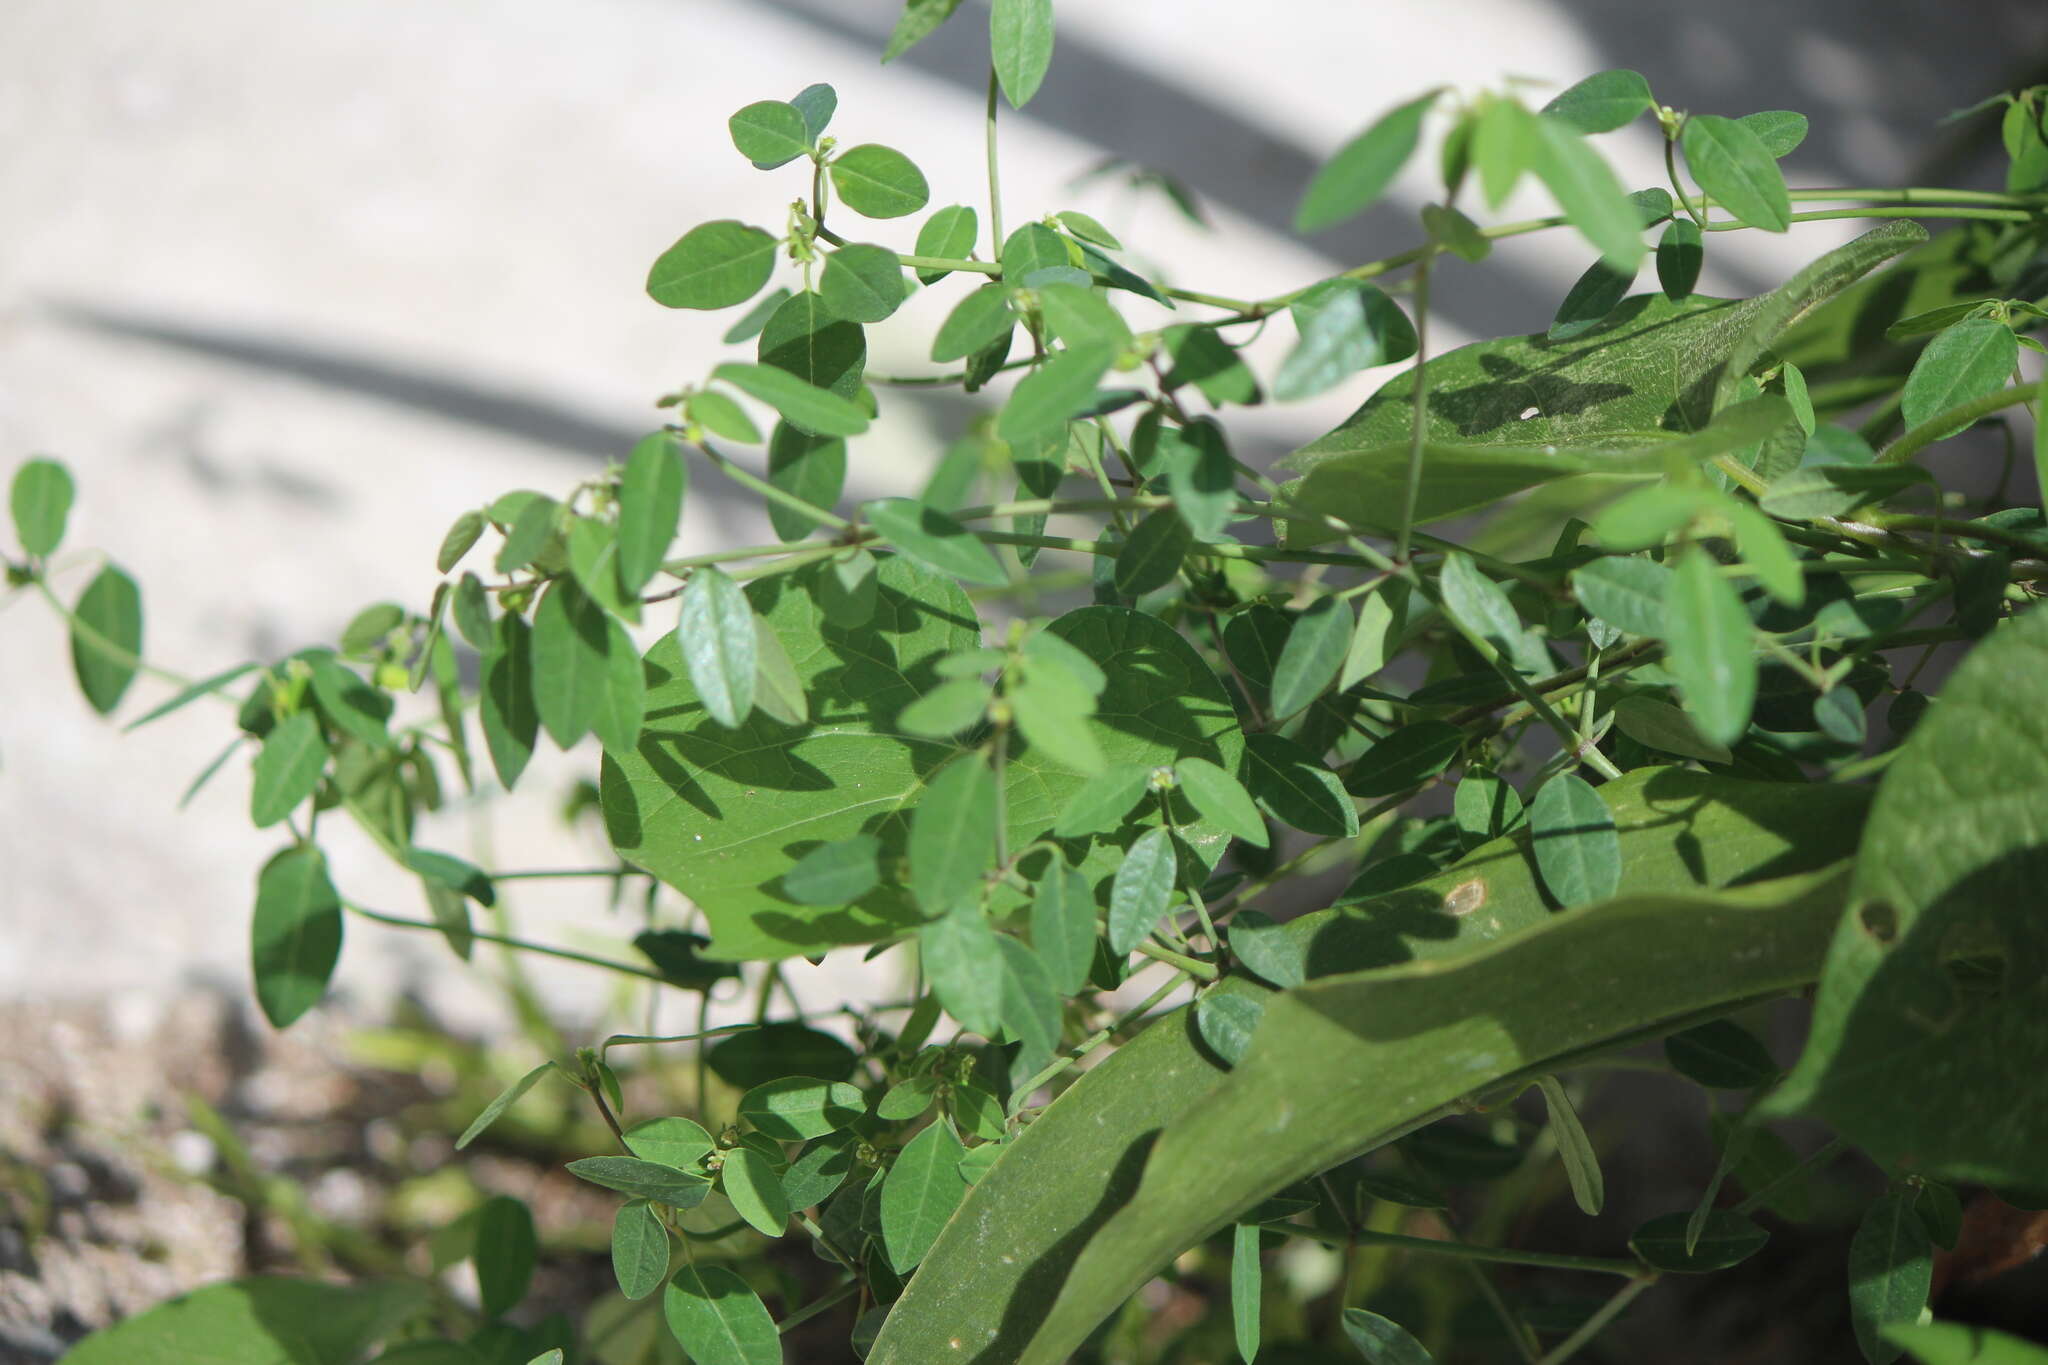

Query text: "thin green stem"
[985, 67, 1005, 254]
[1534, 1275, 1657, 1365]
[779, 1279, 861, 1335]
[492, 867, 630, 882]
[1282, 1225, 1643, 1278]
[896, 253, 1000, 277]
[1132, 939, 1217, 980]
[1666, 137, 1708, 234]
[343, 901, 667, 982]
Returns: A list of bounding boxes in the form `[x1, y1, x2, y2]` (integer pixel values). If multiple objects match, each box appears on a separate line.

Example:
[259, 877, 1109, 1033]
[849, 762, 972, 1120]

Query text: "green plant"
[14, 10, 2048, 1364]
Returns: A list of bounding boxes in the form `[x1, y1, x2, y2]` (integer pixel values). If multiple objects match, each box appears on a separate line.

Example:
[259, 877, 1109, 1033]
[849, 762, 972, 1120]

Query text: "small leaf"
[1663, 1019, 1777, 1088]
[458, 1062, 559, 1149]
[625, 1116, 718, 1170]
[9, 457, 74, 556]
[1108, 827, 1178, 955]
[714, 361, 870, 437]
[1031, 860, 1098, 994]
[739, 1077, 867, 1141]
[912, 204, 978, 283]
[1340, 587, 1401, 690]
[406, 847, 496, 908]
[831, 143, 931, 219]
[1052, 765, 1151, 837]
[646, 220, 778, 310]
[1682, 114, 1792, 232]
[1453, 770, 1524, 846]
[1612, 695, 1733, 765]
[1473, 96, 1539, 210]
[481, 615, 538, 788]
[751, 615, 809, 726]
[475, 1195, 536, 1318]
[1269, 598, 1352, 722]
[664, 1265, 779, 1365]
[124, 661, 259, 734]
[864, 497, 1007, 588]
[1885, 1322, 2048, 1364]
[1741, 110, 1809, 158]
[1160, 417, 1239, 540]
[1421, 202, 1490, 262]
[1528, 772, 1621, 907]
[531, 578, 609, 749]
[728, 99, 809, 169]
[990, 0, 1055, 109]
[69, 564, 143, 715]
[1437, 551, 1528, 662]
[996, 935, 1061, 1073]
[1631, 1209, 1769, 1271]
[1001, 221, 1074, 283]
[1009, 671, 1107, 776]
[931, 284, 1016, 363]
[595, 617, 647, 760]
[1850, 1193, 1934, 1365]
[884, 0, 968, 63]
[783, 835, 882, 905]
[783, 1133, 856, 1209]
[923, 908, 1005, 1037]
[1163, 324, 1261, 407]
[567, 1157, 712, 1205]
[1658, 217, 1705, 299]
[1532, 115, 1646, 267]
[821, 242, 912, 323]
[1345, 721, 1463, 799]
[1295, 91, 1442, 234]
[1663, 549, 1757, 746]
[1198, 994, 1265, 1068]
[1113, 505, 1192, 595]
[1340, 1308, 1434, 1363]
[495, 493, 559, 574]
[1541, 69, 1653, 134]
[998, 343, 1117, 447]
[1901, 317, 2018, 438]
[1535, 1076, 1604, 1215]
[249, 711, 328, 828]
[1273, 280, 1418, 402]
[766, 423, 846, 541]
[1245, 732, 1358, 836]
[250, 844, 343, 1029]
[1573, 556, 1675, 637]
[880, 1077, 941, 1121]
[1232, 1221, 1263, 1363]
[611, 1201, 670, 1301]
[1175, 757, 1268, 848]
[1548, 259, 1635, 340]
[722, 287, 791, 345]
[881, 1118, 970, 1274]
[900, 678, 989, 738]
[1228, 910, 1306, 989]
[721, 1146, 791, 1236]
[1037, 282, 1131, 349]
[1760, 464, 1928, 521]
[616, 432, 687, 599]
[453, 573, 493, 651]
[677, 567, 756, 729]
[1055, 209, 1121, 249]
[908, 751, 998, 913]
[789, 82, 836, 142]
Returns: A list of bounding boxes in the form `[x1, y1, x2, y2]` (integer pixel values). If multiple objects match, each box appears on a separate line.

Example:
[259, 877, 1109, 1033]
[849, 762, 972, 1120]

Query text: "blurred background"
[3, 1, 2046, 1360]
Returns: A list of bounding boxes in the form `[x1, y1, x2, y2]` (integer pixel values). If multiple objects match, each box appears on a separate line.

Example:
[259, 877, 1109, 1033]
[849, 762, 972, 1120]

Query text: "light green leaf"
[249, 711, 328, 828]
[458, 1062, 560, 1149]
[250, 844, 343, 1029]
[1901, 317, 2018, 438]
[12, 457, 74, 557]
[1270, 597, 1352, 721]
[625, 1115, 718, 1170]
[1540, 69, 1653, 135]
[70, 563, 143, 715]
[1341, 1308, 1433, 1363]
[1683, 114, 1791, 232]
[1763, 604, 2048, 1184]
[864, 497, 1008, 588]
[1436, 551, 1527, 661]
[908, 751, 998, 913]
[728, 99, 808, 169]
[1531, 114, 1645, 267]
[932, 284, 1016, 363]
[1741, 110, 1809, 158]
[1421, 202, 1490, 262]
[881, 1077, 941, 1122]
[1850, 1192, 1933, 1364]
[1612, 694, 1733, 764]
[565, 518, 637, 624]
[1724, 500, 1804, 606]
[998, 342, 1117, 447]
[783, 835, 882, 905]
[1473, 96, 1538, 210]
[647, 221, 778, 310]
[714, 361, 870, 438]
[1232, 1222, 1262, 1363]
[1054, 209, 1121, 249]
[59, 1277, 428, 1365]
[1001, 222, 1073, 284]
[740, 1076, 867, 1141]
[1009, 670, 1106, 776]
[722, 286, 791, 344]
[1053, 765, 1150, 838]
[831, 143, 930, 219]
[923, 907, 1005, 1037]
[1273, 280, 1417, 402]
[664, 1265, 779, 1365]
[750, 614, 808, 726]
[721, 1146, 791, 1236]
[821, 242, 911, 323]
[884, 0, 968, 63]
[1031, 859, 1097, 994]
[1662, 548, 1757, 746]
[1113, 505, 1192, 595]
[1535, 1075, 1604, 1215]
[677, 566, 756, 729]
[991, 0, 1055, 108]
[1573, 556, 1675, 637]
[1528, 772, 1620, 907]
[1037, 282, 1131, 349]
[899, 677, 988, 738]
[1175, 756, 1267, 848]
[618, 432, 686, 596]
[1886, 1322, 2048, 1364]
[453, 573, 493, 652]
[882, 1118, 970, 1274]
[1295, 91, 1442, 234]
[1759, 463, 1929, 521]
[531, 579, 608, 749]
[913, 204, 978, 282]
[567, 1157, 711, 1206]
[1108, 826, 1177, 955]
[611, 1201, 670, 1301]
[495, 493, 559, 574]
[1198, 994, 1265, 1068]
[474, 1195, 536, 1318]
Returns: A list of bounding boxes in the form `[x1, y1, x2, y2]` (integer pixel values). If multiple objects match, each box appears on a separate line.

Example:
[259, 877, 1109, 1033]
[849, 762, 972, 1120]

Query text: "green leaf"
[567, 1157, 712, 1205]
[900, 678, 988, 738]
[1682, 114, 1791, 232]
[1269, 599, 1352, 722]
[250, 710, 328, 828]
[453, 573, 493, 652]
[1232, 1222, 1262, 1362]
[997, 935, 1061, 1072]
[494, 492, 558, 575]
[531, 579, 608, 749]
[611, 1201, 670, 1301]
[1886, 1322, 2048, 1365]
[1159, 417, 1239, 539]
[1175, 757, 1267, 848]
[822, 242, 912, 324]
[474, 1195, 536, 1318]
[1549, 259, 1635, 340]
[1453, 770, 1524, 847]
[881, 1076, 941, 1121]
[1663, 548, 1757, 746]
[1612, 694, 1733, 765]
[721, 1146, 791, 1236]
[1573, 556, 1674, 637]
[1540, 69, 1653, 135]
[595, 618, 647, 760]
[722, 287, 790, 345]
[913, 204, 979, 282]
[1421, 201, 1490, 262]
[728, 99, 808, 168]
[999, 343, 1117, 448]
[1851, 1192, 1934, 1363]
[1473, 96, 1538, 210]
[1198, 994, 1265, 1068]
[1295, 91, 1442, 234]
[1528, 772, 1620, 907]
[647, 221, 778, 310]
[70, 564, 143, 715]
[664, 1265, 779, 1365]
[677, 566, 756, 729]
[1108, 826, 1177, 955]
[1658, 217, 1704, 300]
[618, 432, 687, 595]
[1901, 317, 2018, 438]
[831, 143, 930, 219]
[250, 844, 343, 1029]
[1113, 505, 1192, 595]
[1531, 114, 1645, 267]
[1054, 209, 1121, 250]
[625, 1115, 718, 1170]
[908, 751, 997, 913]
[766, 423, 847, 542]
[864, 497, 1008, 588]
[481, 614, 538, 788]
[740, 1076, 866, 1140]
[1001, 222, 1074, 284]
[1437, 551, 1530, 661]
[714, 361, 869, 438]
[882, 1118, 971, 1274]
[125, 661, 259, 733]
[60, 1277, 428, 1365]
[11, 457, 74, 556]
[1763, 603, 2048, 1184]
[1741, 110, 1809, 158]
[1053, 766, 1150, 838]
[458, 1062, 559, 1149]
[1246, 732, 1358, 836]
[783, 1133, 857, 1209]
[990, 0, 1054, 108]
[1724, 501, 1803, 606]
[923, 908, 1005, 1037]
[406, 847, 495, 909]
[1163, 324, 1261, 407]
[1346, 721, 1464, 799]
[789, 82, 835, 142]
[760, 289, 866, 399]
[1535, 1075, 1604, 1215]
[783, 835, 882, 905]
[932, 284, 1016, 363]
[1037, 282, 1131, 349]
[1227, 911, 1305, 990]
[1632, 1209, 1769, 1271]
[1009, 673, 1106, 777]
[884, 0, 968, 62]
[1759, 463, 1929, 521]
[1341, 1308, 1433, 1363]
[1031, 860, 1097, 994]
[751, 609, 809, 727]
[1274, 280, 1418, 402]
[1664, 1019, 1777, 1087]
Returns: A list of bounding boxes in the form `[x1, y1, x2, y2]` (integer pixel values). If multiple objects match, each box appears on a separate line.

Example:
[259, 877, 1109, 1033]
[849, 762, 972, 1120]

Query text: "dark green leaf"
[567, 1157, 711, 1205]
[789, 82, 835, 142]
[1295, 91, 1441, 234]
[759, 289, 866, 399]
[1246, 732, 1358, 836]
[632, 931, 739, 993]
[767, 423, 847, 541]
[1159, 417, 1238, 539]
[9, 457, 73, 556]
[1665, 1019, 1779, 1088]
[1162, 324, 1261, 407]
[531, 578, 609, 749]
[1226, 910, 1305, 989]
[1549, 259, 1635, 340]
[618, 432, 686, 595]
[931, 284, 1016, 363]
[250, 711, 328, 828]
[1175, 756, 1267, 847]
[1340, 1308, 1434, 1363]
[453, 573, 493, 652]
[831, 143, 930, 219]
[864, 497, 1007, 587]
[70, 564, 143, 715]
[784, 835, 882, 905]
[1541, 69, 1653, 135]
[884, 0, 968, 62]
[882, 1118, 970, 1273]
[1683, 114, 1791, 232]
[474, 1196, 535, 1318]
[990, 0, 1054, 109]
[1346, 721, 1463, 799]
[714, 361, 869, 438]
[406, 847, 495, 909]
[1232, 1221, 1262, 1362]
[611, 1201, 669, 1301]
[1658, 217, 1704, 300]
[1108, 826, 1177, 955]
[1453, 770, 1524, 846]
[646, 221, 778, 310]
[1528, 772, 1620, 907]
[1901, 317, 2018, 437]
[677, 566, 755, 729]
[913, 204, 979, 283]
[1198, 993, 1265, 1068]
[728, 99, 808, 169]
[494, 493, 558, 575]
[664, 1265, 779, 1365]
[1632, 1210, 1768, 1271]
[1422, 202, 1490, 262]
[1113, 506, 1191, 595]
[480, 614, 537, 788]
[1032, 859, 1098, 994]
[250, 844, 343, 1029]
[822, 242, 911, 323]
[594, 617, 647, 760]
[1663, 549, 1757, 745]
